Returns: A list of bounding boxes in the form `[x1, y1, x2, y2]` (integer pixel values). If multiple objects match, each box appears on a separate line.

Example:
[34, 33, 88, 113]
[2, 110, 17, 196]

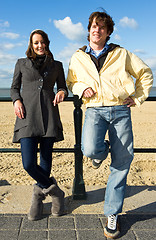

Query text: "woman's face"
[32, 33, 46, 55]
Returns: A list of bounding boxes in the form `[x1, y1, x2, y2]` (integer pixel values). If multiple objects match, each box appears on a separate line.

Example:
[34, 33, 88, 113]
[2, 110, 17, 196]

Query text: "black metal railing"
[0, 95, 86, 199]
[0, 96, 156, 199]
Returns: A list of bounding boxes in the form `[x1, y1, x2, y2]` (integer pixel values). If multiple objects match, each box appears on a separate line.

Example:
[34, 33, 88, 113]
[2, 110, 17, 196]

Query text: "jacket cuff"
[131, 96, 141, 107]
[57, 88, 68, 97]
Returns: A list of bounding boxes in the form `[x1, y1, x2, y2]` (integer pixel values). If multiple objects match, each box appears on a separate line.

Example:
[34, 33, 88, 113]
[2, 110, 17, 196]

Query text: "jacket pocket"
[112, 78, 135, 100]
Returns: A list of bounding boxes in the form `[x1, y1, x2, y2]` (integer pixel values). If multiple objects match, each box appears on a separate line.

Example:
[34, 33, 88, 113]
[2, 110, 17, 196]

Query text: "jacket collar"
[80, 43, 120, 56]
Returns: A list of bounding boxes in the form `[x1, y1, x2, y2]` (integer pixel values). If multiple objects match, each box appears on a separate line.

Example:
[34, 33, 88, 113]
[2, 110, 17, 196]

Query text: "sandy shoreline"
[0, 101, 156, 188]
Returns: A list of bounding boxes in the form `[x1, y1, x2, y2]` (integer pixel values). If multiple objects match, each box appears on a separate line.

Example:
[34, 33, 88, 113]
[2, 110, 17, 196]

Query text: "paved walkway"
[0, 185, 156, 239]
[0, 213, 156, 240]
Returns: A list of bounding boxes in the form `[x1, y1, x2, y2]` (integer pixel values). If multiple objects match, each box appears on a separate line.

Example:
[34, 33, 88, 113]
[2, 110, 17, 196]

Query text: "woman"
[10, 29, 68, 220]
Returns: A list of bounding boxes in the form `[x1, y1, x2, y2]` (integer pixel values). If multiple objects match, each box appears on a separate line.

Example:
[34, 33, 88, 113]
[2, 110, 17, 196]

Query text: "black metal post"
[72, 95, 86, 199]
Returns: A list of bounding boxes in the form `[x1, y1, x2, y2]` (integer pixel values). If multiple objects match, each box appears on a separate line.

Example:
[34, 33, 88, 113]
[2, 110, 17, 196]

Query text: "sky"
[0, 0, 156, 88]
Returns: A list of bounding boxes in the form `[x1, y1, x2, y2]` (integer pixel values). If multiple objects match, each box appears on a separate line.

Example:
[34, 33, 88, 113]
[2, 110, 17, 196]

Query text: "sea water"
[0, 87, 156, 98]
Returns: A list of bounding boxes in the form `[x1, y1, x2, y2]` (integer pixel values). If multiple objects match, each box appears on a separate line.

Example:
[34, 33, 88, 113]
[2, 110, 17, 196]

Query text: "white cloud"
[56, 43, 80, 75]
[54, 17, 87, 42]
[0, 52, 17, 87]
[145, 56, 156, 69]
[0, 68, 13, 78]
[0, 52, 18, 65]
[114, 34, 121, 41]
[0, 20, 10, 28]
[3, 43, 16, 50]
[0, 32, 20, 39]
[56, 42, 80, 64]
[0, 68, 13, 87]
[114, 26, 118, 32]
[2, 42, 23, 50]
[133, 49, 146, 55]
[119, 17, 138, 29]
[144, 56, 156, 86]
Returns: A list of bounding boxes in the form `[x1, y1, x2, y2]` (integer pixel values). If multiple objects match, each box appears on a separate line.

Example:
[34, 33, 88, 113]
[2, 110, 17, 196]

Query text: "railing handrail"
[0, 147, 156, 153]
[0, 96, 156, 102]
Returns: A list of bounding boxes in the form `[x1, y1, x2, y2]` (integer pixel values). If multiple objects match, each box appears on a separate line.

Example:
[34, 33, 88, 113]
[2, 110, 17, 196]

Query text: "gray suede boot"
[43, 183, 65, 216]
[28, 184, 45, 221]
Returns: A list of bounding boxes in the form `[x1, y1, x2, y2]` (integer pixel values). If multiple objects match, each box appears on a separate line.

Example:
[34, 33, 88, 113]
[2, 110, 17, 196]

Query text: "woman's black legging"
[20, 137, 55, 189]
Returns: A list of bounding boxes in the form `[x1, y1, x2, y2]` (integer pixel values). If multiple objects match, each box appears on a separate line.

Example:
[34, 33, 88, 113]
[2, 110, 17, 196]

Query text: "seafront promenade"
[0, 185, 156, 239]
[0, 92, 156, 239]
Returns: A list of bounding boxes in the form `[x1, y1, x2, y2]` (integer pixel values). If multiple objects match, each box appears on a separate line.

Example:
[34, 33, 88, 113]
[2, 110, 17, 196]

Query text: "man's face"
[89, 18, 110, 48]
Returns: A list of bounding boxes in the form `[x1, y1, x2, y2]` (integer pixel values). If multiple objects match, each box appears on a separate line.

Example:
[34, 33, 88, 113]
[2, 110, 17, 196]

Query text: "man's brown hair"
[87, 11, 115, 42]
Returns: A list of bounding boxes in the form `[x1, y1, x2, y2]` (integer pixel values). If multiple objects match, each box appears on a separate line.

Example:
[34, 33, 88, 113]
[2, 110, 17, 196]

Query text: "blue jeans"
[20, 137, 55, 189]
[82, 105, 134, 216]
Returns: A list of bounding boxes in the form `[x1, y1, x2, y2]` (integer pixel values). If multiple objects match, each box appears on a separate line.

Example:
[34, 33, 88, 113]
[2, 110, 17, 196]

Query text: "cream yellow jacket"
[66, 46, 153, 107]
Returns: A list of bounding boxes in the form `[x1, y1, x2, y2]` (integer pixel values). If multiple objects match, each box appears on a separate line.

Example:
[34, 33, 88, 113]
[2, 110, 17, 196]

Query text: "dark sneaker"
[92, 159, 103, 169]
[91, 140, 110, 169]
[104, 214, 120, 239]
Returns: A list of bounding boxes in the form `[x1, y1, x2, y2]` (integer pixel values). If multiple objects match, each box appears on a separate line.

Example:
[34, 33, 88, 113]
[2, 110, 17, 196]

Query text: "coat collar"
[25, 56, 54, 72]
[25, 57, 33, 68]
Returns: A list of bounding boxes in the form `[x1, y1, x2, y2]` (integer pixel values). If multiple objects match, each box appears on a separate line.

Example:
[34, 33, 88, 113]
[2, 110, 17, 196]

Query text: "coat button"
[39, 78, 43, 82]
[44, 71, 48, 77]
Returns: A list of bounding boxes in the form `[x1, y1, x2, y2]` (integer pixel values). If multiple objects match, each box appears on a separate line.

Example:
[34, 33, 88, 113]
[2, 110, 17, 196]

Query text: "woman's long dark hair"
[26, 29, 53, 59]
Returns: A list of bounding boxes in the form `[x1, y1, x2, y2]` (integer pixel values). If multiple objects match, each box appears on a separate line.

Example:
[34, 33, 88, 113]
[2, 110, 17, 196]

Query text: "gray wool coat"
[10, 56, 68, 143]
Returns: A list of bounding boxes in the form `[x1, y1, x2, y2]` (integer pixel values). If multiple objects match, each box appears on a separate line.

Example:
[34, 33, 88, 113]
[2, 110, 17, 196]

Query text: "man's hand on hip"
[83, 87, 96, 98]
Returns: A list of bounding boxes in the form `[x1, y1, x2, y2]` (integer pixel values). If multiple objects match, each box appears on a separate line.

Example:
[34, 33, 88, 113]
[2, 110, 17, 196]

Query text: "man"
[67, 11, 153, 239]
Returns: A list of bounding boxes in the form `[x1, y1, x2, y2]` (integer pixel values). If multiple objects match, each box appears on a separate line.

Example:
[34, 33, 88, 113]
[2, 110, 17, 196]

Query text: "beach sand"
[0, 101, 156, 189]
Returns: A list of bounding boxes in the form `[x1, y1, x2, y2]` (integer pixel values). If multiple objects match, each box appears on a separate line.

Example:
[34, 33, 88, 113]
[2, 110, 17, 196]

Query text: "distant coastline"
[0, 87, 156, 98]
[0, 88, 74, 98]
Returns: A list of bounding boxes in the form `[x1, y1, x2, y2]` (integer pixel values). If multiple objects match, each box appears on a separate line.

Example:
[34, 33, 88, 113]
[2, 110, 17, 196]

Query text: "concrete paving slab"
[75, 214, 103, 229]
[133, 230, 156, 240]
[0, 215, 22, 229]
[49, 217, 75, 230]
[77, 229, 106, 240]
[22, 217, 48, 230]
[0, 214, 155, 240]
[49, 230, 76, 240]
[18, 230, 47, 240]
[0, 185, 156, 215]
[126, 214, 156, 230]
[67, 185, 156, 214]
[0, 230, 19, 240]
[0, 185, 156, 240]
